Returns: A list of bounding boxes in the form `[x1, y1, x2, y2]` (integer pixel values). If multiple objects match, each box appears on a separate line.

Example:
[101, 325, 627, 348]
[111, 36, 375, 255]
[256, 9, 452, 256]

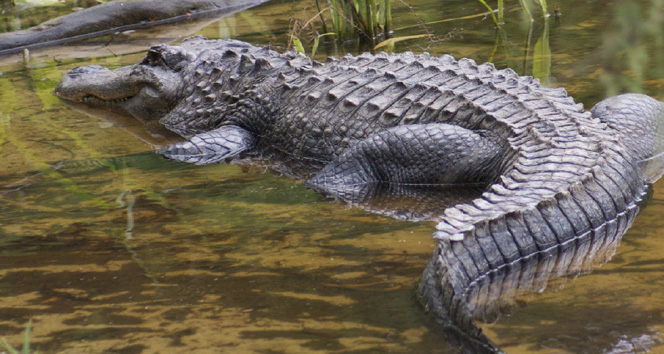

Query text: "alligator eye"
[142, 45, 168, 67]
[141, 45, 193, 71]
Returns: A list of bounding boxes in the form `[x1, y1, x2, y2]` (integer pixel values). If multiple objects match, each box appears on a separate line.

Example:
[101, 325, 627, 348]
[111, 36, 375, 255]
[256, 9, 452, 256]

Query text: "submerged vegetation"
[0, 320, 37, 354]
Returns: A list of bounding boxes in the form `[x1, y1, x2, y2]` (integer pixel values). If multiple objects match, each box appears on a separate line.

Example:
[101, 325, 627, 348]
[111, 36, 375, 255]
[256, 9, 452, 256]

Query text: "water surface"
[0, 0, 663, 353]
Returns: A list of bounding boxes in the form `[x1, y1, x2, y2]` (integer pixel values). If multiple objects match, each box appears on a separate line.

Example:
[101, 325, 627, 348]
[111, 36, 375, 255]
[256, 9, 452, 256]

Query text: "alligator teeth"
[80, 95, 132, 104]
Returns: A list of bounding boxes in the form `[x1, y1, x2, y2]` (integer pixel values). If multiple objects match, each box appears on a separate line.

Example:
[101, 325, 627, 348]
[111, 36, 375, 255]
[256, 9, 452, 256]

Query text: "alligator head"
[55, 44, 192, 129]
[55, 37, 273, 140]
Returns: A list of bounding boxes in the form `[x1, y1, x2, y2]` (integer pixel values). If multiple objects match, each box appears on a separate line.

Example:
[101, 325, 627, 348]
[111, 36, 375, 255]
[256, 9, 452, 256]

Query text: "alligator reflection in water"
[61, 98, 185, 148]
[317, 183, 485, 222]
[236, 151, 487, 222]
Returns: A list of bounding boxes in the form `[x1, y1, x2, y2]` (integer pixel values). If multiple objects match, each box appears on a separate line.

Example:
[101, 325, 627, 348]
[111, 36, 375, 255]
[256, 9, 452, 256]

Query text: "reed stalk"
[328, 0, 392, 43]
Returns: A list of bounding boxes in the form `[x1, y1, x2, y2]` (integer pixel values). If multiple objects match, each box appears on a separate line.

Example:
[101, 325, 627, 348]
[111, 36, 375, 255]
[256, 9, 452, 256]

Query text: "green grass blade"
[497, 0, 503, 23]
[292, 37, 305, 54]
[519, 0, 533, 21]
[311, 36, 321, 57]
[22, 320, 31, 354]
[373, 34, 429, 49]
[314, 0, 329, 33]
[476, 0, 499, 26]
[0, 337, 19, 354]
[532, 20, 551, 83]
[538, 0, 548, 17]
[383, 0, 392, 33]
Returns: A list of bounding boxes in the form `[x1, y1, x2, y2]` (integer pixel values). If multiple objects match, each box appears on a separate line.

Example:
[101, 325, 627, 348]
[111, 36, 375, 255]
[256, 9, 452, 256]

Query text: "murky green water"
[0, 0, 663, 353]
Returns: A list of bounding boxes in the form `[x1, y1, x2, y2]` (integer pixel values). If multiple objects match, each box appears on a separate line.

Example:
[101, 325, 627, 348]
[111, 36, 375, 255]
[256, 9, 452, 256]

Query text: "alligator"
[55, 36, 664, 352]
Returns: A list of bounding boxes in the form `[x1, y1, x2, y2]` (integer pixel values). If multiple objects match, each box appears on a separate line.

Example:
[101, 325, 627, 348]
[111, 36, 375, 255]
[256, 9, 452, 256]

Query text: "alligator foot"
[159, 125, 255, 165]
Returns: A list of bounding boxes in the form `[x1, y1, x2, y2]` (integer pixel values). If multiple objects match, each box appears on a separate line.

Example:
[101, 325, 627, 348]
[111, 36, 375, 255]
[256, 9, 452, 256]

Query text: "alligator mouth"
[76, 94, 134, 105]
[54, 64, 146, 107]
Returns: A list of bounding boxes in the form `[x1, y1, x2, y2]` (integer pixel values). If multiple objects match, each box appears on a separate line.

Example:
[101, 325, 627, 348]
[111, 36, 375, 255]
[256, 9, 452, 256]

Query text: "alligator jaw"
[56, 62, 183, 128]
[76, 93, 134, 105]
[56, 65, 140, 104]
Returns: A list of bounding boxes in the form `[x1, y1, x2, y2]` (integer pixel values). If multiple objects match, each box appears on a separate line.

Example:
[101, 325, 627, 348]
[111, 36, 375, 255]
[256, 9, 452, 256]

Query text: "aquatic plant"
[290, 0, 392, 55]
[323, 0, 392, 42]
[290, 0, 554, 57]
[479, 0, 548, 25]
[0, 320, 38, 354]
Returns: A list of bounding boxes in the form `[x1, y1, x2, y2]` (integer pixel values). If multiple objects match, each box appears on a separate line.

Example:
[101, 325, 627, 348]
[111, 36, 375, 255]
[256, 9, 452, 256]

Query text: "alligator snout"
[55, 65, 114, 100]
[55, 64, 144, 103]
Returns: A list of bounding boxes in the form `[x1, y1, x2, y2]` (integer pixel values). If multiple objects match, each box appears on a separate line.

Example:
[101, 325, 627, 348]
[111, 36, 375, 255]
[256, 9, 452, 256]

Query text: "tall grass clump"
[290, 0, 392, 55]
[323, 0, 392, 42]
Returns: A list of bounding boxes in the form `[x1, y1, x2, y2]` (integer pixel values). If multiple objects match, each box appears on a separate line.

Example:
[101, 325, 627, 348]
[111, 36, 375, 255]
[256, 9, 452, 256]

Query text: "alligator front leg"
[159, 125, 255, 165]
[308, 123, 506, 198]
